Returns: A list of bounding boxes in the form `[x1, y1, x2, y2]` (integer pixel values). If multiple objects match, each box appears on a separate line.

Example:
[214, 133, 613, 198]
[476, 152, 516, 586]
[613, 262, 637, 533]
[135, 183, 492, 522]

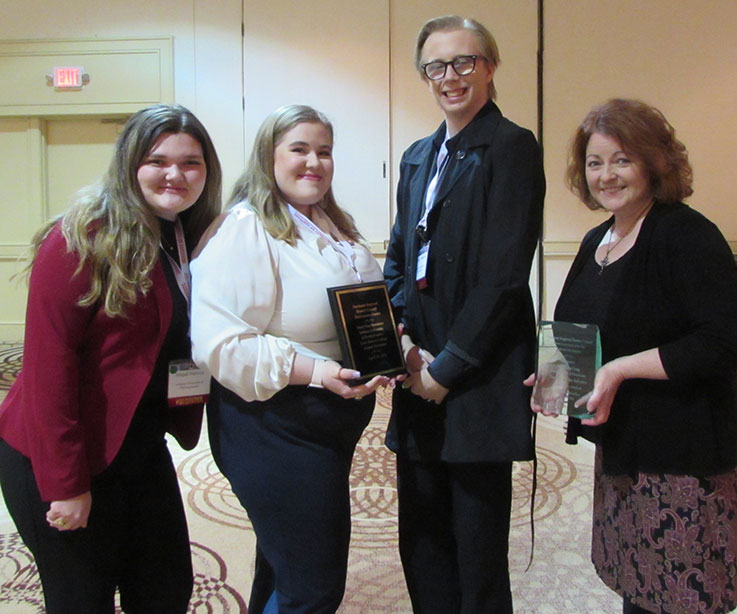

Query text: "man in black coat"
[383, 15, 545, 614]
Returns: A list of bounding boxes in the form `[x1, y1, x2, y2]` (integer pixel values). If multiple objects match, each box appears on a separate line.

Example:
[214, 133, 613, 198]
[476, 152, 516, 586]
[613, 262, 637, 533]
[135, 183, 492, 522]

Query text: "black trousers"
[396, 453, 513, 614]
[623, 597, 655, 613]
[0, 439, 193, 614]
[208, 380, 373, 614]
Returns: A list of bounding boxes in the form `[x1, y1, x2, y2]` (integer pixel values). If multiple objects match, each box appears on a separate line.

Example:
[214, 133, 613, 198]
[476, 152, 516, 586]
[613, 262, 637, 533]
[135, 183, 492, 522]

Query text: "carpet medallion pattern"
[0, 533, 248, 613]
[0, 344, 623, 612]
[0, 345, 22, 392]
[180, 449, 250, 531]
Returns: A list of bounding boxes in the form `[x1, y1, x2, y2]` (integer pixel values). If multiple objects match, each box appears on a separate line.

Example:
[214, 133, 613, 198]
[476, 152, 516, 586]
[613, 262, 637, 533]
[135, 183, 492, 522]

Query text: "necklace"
[598, 226, 628, 275]
[597, 201, 655, 275]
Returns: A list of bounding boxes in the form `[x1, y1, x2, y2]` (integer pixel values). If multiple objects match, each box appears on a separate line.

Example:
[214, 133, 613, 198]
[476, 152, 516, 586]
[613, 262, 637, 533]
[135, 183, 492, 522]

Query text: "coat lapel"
[405, 125, 444, 231]
[432, 146, 474, 207]
[432, 102, 502, 207]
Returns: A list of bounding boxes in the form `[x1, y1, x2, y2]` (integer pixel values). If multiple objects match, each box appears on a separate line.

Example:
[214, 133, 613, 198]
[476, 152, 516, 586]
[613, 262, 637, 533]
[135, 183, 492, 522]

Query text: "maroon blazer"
[0, 224, 203, 501]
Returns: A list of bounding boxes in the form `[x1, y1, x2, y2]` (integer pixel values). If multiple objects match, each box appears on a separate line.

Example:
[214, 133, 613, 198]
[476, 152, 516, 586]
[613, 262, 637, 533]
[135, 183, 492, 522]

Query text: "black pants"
[208, 380, 373, 614]
[0, 439, 193, 614]
[623, 597, 655, 613]
[396, 454, 513, 614]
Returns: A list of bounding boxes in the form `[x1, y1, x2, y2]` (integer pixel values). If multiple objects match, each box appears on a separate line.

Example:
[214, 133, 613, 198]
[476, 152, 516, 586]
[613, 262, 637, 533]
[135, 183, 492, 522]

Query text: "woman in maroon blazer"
[0, 104, 221, 613]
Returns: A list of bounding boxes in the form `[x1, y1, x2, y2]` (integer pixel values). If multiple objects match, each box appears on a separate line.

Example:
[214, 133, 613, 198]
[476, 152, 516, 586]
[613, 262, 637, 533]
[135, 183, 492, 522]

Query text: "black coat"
[383, 102, 545, 463]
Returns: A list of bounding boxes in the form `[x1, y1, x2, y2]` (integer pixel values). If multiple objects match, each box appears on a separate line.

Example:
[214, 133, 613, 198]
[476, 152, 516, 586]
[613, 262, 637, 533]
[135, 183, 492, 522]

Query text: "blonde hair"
[414, 15, 500, 100]
[27, 104, 222, 317]
[228, 104, 360, 246]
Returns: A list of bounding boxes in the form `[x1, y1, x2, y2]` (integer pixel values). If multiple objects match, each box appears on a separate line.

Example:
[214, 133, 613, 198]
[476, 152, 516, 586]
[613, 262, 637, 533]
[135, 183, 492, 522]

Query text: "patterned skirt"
[592, 447, 737, 614]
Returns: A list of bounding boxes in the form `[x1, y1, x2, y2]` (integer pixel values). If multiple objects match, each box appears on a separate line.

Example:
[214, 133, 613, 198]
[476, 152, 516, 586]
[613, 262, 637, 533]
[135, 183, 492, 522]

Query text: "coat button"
[445, 253, 454, 263]
[455, 150, 465, 160]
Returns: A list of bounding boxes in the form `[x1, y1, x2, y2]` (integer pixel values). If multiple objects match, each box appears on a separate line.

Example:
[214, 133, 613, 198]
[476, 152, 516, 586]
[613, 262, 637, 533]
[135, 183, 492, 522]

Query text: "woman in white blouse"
[190, 105, 388, 614]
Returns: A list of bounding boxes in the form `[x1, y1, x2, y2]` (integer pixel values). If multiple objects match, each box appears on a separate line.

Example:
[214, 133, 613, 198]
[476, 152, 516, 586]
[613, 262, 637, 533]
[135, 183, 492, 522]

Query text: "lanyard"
[288, 204, 363, 282]
[161, 218, 191, 304]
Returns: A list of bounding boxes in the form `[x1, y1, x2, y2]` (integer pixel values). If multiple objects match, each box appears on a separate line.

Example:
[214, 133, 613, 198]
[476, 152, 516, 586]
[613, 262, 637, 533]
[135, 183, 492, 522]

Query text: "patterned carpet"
[0, 342, 622, 613]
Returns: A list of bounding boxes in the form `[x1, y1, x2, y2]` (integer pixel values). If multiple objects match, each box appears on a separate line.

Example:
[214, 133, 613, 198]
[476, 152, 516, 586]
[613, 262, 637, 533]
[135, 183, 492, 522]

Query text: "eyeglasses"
[420, 55, 484, 80]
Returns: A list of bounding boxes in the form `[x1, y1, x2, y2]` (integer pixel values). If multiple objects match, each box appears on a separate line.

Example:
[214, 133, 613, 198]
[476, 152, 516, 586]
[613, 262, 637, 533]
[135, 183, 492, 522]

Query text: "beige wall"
[238, 0, 538, 246]
[0, 0, 244, 340]
[0, 0, 735, 338]
[241, 0, 392, 244]
[542, 0, 737, 317]
[390, 1, 540, 202]
[0, 0, 244, 191]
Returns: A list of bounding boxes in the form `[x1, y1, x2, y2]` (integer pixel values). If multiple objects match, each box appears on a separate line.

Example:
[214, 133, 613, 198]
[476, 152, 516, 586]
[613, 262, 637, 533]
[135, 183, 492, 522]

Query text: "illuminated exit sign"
[53, 66, 84, 89]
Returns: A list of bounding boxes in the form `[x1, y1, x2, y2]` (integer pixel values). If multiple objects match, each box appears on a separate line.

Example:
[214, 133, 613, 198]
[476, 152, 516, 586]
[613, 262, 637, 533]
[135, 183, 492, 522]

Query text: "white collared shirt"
[190, 201, 382, 402]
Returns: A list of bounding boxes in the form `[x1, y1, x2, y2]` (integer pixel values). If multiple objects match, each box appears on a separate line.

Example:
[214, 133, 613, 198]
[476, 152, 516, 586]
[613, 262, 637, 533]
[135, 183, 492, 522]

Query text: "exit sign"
[53, 66, 84, 89]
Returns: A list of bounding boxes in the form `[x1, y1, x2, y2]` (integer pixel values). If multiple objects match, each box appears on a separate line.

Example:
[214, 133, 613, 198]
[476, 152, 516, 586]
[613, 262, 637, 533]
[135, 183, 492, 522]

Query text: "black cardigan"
[558, 202, 737, 476]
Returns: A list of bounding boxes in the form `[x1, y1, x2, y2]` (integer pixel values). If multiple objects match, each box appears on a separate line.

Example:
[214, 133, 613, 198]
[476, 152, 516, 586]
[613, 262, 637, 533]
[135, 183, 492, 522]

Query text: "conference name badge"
[416, 242, 430, 289]
[167, 359, 209, 407]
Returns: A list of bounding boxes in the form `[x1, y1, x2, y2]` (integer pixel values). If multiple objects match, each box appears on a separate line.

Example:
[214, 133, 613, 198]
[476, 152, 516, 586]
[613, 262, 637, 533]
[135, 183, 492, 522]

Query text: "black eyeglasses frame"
[420, 55, 485, 80]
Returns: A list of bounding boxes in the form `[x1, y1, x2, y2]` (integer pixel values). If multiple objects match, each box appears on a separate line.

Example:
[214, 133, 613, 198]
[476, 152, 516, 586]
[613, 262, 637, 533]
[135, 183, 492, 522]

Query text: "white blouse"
[190, 201, 383, 402]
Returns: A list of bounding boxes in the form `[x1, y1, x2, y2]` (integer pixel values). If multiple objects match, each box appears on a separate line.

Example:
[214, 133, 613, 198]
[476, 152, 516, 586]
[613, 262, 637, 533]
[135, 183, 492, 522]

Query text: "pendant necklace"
[598, 226, 628, 275]
[598, 201, 655, 275]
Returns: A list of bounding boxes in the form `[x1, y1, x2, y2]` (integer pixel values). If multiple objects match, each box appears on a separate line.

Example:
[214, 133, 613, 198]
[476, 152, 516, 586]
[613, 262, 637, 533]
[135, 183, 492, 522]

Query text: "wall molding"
[543, 239, 737, 258]
[0, 323, 25, 343]
[542, 240, 581, 257]
[0, 246, 28, 260]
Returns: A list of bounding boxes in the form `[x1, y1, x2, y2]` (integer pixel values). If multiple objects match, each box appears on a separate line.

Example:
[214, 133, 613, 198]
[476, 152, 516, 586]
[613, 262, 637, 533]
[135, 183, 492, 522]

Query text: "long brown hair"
[27, 104, 222, 317]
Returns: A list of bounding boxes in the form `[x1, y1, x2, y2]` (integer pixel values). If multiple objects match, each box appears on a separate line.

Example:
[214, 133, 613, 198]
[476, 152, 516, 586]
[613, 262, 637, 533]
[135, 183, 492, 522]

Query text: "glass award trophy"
[534, 321, 601, 419]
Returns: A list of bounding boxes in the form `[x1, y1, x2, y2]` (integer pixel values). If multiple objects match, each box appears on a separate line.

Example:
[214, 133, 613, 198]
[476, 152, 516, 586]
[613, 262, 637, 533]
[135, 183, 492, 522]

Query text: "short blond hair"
[415, 15, 500, 100]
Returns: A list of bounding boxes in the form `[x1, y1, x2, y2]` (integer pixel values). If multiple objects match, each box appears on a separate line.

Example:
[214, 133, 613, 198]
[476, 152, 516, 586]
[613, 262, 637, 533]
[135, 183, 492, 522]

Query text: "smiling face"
[585, 132, 652, 217]
[136, 132, 207, 220]
[273, 121, 334, 216]
[420, 28, 494, 135]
